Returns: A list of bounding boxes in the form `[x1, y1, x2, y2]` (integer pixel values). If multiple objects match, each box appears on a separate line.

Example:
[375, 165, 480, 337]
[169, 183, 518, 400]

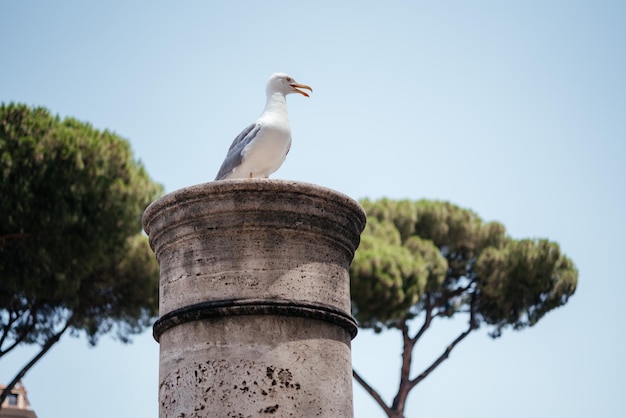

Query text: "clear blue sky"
[1, 1, 625, 417]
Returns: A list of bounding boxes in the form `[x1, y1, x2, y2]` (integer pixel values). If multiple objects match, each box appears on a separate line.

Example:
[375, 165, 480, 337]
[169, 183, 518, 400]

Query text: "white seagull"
[214, 73, 312, 180]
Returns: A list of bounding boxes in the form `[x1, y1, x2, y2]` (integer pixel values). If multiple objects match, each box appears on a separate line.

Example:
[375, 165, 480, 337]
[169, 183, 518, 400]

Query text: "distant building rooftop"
[0, 381, 37, 418]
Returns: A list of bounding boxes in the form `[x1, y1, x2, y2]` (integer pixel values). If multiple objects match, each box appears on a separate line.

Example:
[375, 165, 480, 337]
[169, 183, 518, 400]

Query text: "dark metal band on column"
[153, 298, 359, 342]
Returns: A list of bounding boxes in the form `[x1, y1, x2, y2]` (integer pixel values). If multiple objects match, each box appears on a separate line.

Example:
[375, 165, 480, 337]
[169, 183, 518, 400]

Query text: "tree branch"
[408, 325, 473, 390]
[0, 315, 73, 409]
[0, 310, 18, 350]
[408, 300, 479, 390]
[411, 297, 433, 344]
[399, 319, 413, 384]
[390, 317, 417, 414]
[353, 368, 393, 416]
[0, 310, 36, 358]
[432, 280, 476, 309]
[355, 291, 480, 417]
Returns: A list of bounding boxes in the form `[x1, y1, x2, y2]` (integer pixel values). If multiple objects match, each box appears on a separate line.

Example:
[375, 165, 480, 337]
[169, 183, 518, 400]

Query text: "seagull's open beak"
[291, 83, 313, 97]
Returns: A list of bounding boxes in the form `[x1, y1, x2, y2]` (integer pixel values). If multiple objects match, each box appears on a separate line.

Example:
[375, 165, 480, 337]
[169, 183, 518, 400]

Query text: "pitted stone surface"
[159, 316, 353, 417]
[142, 179, 365, 418]
[143, 179, 365, 317]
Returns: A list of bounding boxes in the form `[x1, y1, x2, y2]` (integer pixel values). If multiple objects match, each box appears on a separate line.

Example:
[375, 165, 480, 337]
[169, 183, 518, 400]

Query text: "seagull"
[214, 73, 312, 180]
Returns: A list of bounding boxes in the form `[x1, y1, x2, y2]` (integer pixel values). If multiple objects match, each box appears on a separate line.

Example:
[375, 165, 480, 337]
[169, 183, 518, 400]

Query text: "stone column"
[142, 179, 366, 418]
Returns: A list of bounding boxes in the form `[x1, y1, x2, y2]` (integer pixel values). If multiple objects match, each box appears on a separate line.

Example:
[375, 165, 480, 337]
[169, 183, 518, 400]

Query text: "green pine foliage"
[0, 103, 163, 348]
[350, 198, 577, 337]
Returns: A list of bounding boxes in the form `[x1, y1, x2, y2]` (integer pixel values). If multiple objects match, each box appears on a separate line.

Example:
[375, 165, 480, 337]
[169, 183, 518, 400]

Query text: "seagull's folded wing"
[215, 123, 261, 180]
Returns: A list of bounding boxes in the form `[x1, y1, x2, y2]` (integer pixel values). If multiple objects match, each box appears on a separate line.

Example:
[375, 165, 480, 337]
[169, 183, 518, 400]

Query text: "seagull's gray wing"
[215, 123, 262, 180]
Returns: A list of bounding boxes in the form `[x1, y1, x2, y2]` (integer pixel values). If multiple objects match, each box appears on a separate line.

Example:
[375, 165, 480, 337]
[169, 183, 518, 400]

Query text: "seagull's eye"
[286, 77, 292, 82]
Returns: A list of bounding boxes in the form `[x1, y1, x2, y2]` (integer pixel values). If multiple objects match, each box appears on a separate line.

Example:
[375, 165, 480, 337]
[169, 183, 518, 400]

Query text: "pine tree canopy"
[0, 103, 163, 348]
[350, 198, 577, 337]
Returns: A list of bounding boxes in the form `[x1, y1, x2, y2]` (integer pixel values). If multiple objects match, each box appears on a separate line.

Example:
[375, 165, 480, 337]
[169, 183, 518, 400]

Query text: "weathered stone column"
[142, 179, 365, 418]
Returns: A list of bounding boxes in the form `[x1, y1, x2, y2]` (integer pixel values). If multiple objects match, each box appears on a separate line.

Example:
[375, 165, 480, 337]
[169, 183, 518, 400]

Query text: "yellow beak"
[291, 83, 313, 97]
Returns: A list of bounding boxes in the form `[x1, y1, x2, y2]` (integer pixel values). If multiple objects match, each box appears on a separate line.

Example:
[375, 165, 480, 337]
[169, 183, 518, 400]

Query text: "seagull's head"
[267, 73, 313, 98]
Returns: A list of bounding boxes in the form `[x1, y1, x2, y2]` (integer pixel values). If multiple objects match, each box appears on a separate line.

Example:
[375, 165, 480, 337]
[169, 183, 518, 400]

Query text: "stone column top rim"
[142, 179, 366, 234]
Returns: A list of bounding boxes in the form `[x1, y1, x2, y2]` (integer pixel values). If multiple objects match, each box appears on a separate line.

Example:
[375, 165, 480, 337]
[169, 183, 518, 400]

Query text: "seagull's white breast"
[233, 114, 291, 179]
